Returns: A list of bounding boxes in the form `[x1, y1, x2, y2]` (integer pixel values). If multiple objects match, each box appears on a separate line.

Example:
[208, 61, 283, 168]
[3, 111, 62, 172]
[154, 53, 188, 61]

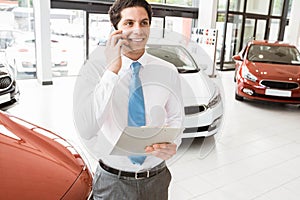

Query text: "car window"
[247, 44, 300, 65]
[146, 45, 199, 73]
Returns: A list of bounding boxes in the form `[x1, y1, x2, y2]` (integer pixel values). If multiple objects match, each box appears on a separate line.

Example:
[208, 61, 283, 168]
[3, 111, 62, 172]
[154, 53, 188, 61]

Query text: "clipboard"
[110, 126, 183, 155]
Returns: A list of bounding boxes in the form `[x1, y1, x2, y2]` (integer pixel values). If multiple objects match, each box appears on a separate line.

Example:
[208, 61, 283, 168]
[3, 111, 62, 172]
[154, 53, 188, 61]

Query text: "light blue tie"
[128, 62, 147, 165]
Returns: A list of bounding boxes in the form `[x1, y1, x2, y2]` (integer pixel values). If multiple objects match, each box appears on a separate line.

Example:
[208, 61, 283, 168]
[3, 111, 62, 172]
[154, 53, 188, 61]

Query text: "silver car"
[146, 44, 223, 138]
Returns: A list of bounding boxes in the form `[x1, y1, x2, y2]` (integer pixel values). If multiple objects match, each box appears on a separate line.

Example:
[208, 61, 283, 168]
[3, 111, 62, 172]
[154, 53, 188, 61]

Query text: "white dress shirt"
[73, 46, 184, 171]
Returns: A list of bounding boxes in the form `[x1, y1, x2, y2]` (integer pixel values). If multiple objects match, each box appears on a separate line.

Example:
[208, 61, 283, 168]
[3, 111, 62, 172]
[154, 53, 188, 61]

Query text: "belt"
[99, 160, 166, 179]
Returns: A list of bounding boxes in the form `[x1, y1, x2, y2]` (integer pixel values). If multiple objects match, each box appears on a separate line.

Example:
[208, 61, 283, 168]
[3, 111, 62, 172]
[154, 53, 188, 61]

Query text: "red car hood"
[247, 61, 300, 81]
[0, 112, 85, 199]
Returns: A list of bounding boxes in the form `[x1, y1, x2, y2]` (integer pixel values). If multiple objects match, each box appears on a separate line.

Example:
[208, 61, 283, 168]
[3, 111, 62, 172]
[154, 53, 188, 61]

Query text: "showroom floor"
[8, 71, 300, 200]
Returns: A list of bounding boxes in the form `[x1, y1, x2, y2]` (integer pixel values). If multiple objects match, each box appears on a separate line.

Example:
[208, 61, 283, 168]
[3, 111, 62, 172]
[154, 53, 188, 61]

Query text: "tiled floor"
[7, 71, 300, 200]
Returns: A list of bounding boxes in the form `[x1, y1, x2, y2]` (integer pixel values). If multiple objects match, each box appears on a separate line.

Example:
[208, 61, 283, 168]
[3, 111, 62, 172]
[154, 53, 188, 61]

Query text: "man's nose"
[132, 24, 143, 33]
[134, 24, 141, 29]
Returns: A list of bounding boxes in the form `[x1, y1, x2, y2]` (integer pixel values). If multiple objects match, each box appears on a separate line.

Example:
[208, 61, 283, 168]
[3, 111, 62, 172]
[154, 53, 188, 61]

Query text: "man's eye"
[141, 21, 149, 26]
[125, 21, 134, 26]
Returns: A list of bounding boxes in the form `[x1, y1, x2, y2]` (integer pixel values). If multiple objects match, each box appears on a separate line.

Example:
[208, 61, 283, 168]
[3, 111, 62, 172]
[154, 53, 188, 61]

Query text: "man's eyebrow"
[123, 18, 149, 22]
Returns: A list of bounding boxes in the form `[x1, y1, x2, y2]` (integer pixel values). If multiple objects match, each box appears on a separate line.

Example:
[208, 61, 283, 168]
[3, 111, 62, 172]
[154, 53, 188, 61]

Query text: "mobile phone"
[98, 26, 117, 46]
[110, 26, 117, 33]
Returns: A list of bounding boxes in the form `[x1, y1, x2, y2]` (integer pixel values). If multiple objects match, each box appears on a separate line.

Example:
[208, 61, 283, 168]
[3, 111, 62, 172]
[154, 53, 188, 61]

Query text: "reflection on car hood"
[0, 60, 12, 75]
[180, 71, 215, 106]
[0, 111, 84, 199]
[0, 66, 9, 74]
[248, 62, 300, 80]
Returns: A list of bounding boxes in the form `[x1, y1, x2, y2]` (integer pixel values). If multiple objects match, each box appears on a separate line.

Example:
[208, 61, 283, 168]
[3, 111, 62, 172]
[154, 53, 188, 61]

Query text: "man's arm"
[73, 29, 129, 140]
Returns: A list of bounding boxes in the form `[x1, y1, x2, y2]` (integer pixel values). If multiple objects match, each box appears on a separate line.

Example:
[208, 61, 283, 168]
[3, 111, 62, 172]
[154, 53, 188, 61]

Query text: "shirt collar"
[122, 52, 150, 70]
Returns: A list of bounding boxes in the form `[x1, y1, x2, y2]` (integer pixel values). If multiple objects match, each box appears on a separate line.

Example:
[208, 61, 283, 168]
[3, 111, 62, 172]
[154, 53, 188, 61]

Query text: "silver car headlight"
[207, 87, 221, 108]
[241, 66, 257, 82]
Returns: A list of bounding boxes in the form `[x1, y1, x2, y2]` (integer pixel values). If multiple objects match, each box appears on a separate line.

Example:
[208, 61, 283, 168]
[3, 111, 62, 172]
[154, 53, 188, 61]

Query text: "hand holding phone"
[105, 27, 130, 74]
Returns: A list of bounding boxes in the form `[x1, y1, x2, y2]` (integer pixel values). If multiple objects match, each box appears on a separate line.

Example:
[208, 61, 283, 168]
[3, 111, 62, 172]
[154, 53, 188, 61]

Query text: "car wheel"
[235, 93, 244, 101]
[234, 70, 237, 82]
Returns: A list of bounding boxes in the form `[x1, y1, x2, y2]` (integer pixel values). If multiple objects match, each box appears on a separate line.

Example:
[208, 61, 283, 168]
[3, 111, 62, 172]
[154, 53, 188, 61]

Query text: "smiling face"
[117, 6, 150, 59]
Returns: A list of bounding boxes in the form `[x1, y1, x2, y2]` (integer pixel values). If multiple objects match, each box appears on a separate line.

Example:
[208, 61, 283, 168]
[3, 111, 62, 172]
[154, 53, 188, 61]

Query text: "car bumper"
[0, 85, 20, 110]
[237, 79, 300, 104]
[61, 166, 93, 200]
[182, 102, 223, 138]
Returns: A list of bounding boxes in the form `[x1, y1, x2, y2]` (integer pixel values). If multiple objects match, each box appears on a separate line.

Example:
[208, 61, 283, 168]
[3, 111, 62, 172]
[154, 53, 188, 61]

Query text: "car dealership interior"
[1, 0, 300, 199]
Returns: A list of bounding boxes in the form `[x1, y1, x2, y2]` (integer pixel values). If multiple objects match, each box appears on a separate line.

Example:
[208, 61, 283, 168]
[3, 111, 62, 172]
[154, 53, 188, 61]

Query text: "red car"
[233, 40, 300, 104]
[0, 111, 93, 199]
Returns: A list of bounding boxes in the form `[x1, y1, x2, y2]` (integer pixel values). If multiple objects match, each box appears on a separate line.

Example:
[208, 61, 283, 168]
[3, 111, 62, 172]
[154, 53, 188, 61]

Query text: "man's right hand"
[105, 29, 129, 74]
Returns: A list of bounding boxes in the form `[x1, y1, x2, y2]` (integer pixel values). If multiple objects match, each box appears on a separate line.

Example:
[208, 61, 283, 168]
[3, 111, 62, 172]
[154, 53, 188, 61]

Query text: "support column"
[33, 0, 53, 85]
[197, 0, 218, 29]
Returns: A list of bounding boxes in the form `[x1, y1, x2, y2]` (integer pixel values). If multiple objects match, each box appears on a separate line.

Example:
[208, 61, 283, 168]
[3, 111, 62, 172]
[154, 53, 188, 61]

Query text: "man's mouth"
[128, 38, 144, 42]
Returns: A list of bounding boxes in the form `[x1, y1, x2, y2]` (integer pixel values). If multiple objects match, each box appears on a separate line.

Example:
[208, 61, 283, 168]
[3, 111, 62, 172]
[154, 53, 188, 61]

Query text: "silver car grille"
[0, 73, 13, 91]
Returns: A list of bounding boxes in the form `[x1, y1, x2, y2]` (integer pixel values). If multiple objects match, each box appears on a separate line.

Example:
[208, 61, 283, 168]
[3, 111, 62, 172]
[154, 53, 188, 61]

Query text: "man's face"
[117, 6, 150, 52]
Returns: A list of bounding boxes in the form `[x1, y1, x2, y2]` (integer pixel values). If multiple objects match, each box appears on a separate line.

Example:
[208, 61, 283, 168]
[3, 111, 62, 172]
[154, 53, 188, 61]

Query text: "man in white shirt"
[73, 0, 184, 199]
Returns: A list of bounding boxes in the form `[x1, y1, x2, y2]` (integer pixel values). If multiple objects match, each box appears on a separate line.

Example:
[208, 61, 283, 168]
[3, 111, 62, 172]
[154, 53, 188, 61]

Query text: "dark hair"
[108, 0, 152, 30]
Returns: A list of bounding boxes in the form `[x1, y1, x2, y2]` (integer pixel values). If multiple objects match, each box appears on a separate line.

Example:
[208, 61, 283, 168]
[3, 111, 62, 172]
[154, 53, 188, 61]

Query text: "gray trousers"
[91, 164, 172, 200]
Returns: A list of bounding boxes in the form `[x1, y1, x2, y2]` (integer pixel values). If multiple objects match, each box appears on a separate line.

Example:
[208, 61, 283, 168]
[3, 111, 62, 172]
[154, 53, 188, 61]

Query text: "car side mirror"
[232, 55, 242, 61]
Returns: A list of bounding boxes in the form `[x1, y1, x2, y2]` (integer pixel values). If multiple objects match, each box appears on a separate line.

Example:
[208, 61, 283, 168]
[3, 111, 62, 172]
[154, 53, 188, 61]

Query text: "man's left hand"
[145, 143, 177, 160]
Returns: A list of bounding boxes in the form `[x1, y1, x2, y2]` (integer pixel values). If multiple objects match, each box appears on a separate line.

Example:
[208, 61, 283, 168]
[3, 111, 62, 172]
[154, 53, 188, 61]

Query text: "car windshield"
[247, 44, 300, 65]
[146, 44, 200, 73]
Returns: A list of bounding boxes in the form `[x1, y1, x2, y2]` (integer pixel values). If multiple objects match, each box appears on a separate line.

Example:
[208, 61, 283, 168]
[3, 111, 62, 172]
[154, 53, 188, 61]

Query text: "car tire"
[234, 70, 237, 82]
[235, 93, 244, 101]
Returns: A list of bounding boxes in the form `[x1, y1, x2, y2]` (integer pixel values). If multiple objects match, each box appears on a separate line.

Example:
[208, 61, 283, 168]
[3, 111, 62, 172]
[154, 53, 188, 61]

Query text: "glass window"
[51, 9, 85, 77]
[231, 15, 243, 56]
[150, 17, 164, 38]
[246, 0, 270, 15]
[271, 0, 284, 16]
[217, 12, 226, 22]
[218, 0, 227, 11]
[147, 0, 164, 4]
[148, 0, 199, 7]
[223, 14, 243, 62]
[165, 16, 192, 40]
[216, 13, 226, 62]
[166, 0, 196, 7]
[88, 13, 111, 53]
[269, 18, 280, 40]
[0, 1, 36, 80]
[229, 0, 245, 12]
[151, 17, 164, 29]
[287, 0, 293, 18]
[256, 19, 266, 40]
[243, 18, 255, 44]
